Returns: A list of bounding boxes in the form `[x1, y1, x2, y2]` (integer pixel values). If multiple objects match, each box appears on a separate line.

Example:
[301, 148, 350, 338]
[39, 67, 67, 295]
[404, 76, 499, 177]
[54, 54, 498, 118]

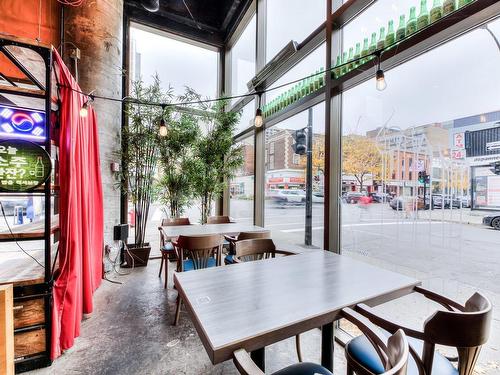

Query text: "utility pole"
[305, 108, 313, 246]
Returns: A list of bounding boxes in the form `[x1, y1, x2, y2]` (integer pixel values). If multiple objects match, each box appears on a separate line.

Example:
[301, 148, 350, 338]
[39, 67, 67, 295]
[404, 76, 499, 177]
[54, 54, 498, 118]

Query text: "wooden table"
[174, 251, 420, 372]
[161, 223, 265, 239]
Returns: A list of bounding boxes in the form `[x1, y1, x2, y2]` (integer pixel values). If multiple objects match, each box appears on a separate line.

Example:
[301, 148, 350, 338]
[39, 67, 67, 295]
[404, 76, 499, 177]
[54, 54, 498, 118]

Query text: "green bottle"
[347, 47, 354, 71]
[385, 20, 396, 47]
[458, 0, 473, 9]
[340, 52, 348, 76]
[333, 55, 341, 78]
[353, 43, 361, 68]
[368, 32, 377, 54]
[309, 74, 315, 92]
[301, 80, 307, 97]
[396, 15, 406, 41]
[406, 6, 417, 35]
[443, 0, 456, 15]
[360, 38, 369, 64]
[430, 0, 443, 22]
[417, 0, 430, 30]
[376, 27, 386, 50]
[319, 67, 325, 87]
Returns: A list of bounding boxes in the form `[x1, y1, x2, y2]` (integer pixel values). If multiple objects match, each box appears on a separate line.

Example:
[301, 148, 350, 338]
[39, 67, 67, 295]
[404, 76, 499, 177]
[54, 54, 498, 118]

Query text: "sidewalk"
[416, 207, 493, 226]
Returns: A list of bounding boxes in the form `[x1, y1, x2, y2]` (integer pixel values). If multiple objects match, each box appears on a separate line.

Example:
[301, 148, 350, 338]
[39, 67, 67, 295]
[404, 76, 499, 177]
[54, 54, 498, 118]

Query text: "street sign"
[453, 132, 465, 149]
[452, 149, 466, 160]
[0, 139, 52, 192]
[417, 159, 425, 172]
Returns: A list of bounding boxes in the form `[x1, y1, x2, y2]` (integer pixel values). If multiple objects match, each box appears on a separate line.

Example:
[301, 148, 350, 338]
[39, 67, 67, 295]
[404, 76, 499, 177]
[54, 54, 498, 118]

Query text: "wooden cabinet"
[13, 299, 45, 330]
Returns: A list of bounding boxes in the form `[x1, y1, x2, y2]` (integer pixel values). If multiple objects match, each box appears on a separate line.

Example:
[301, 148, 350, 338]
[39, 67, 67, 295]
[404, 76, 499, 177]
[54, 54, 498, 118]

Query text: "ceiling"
[124, 0, 253, 48]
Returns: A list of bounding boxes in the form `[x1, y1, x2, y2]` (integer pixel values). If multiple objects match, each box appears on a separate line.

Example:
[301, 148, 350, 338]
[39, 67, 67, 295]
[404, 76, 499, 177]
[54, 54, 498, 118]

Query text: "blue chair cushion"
[183, 257, 216, 272]
[224, 254, 235, 264]
[346, 331, 458, 375]
[162, 242, 174, 252]
[272, 362, 333, 375]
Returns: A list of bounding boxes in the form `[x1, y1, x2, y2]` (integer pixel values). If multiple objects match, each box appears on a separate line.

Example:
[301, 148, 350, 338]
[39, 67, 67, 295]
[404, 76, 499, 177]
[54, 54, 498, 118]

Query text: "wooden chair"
[233, 307, 410, 375]
[223, 230, 271, 264]
[346, 286, 492, 375]
[233, 238, 295, 263]
[172, 234, 224, 325]
[158, 217, 191, 289]
[207, 215, 233, 224]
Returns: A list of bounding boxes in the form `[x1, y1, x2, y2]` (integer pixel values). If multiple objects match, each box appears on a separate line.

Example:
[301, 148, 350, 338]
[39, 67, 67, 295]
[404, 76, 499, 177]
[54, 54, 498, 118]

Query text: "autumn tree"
[342, 135, 382, 191]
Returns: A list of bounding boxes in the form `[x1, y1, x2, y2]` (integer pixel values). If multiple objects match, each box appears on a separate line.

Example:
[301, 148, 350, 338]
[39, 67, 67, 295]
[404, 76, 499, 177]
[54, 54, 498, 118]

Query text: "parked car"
[345, 192, 365, 204]
[369, 192, 391, 203]
[457, 195, 471, 208]
[271, 189, 305, 204]
[312, 192, 324, 203]
[431, 194, 461, 209]
[390, 196, 427, 211]
[483, 214, 500, 230]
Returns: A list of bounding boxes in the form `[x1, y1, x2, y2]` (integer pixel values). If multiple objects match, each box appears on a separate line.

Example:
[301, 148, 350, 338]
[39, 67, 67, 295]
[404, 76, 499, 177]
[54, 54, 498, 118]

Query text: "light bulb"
[376, 69, 387, 91]
[80, 102, 88, 117]
[159, 118, 168, 137]
[254, 108, 263, 128]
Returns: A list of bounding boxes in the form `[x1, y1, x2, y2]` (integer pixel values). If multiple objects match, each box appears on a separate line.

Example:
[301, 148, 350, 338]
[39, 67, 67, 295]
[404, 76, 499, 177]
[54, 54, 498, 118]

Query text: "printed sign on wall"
[0, 139, 52, 192]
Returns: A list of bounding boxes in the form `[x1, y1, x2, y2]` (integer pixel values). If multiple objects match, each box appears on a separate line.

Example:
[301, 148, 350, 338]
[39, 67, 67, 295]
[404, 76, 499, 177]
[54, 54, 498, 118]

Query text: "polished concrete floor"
[28, 258, 347, 375]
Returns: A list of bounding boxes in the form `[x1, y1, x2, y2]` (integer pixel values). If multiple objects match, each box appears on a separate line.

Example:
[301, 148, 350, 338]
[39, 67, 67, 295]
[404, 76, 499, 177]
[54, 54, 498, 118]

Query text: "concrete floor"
[28, 258, 347, 375]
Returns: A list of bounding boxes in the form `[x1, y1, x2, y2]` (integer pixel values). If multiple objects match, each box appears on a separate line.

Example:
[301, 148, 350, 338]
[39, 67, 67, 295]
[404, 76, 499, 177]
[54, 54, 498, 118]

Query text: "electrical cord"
[0, 201, 45, 268]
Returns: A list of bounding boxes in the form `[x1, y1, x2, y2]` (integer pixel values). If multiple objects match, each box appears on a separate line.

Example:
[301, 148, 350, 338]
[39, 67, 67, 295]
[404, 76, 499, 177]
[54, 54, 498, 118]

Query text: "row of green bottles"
[331, 0, 476, 82]
[262, 68, 325, 117]
[264, 0, 475, 117]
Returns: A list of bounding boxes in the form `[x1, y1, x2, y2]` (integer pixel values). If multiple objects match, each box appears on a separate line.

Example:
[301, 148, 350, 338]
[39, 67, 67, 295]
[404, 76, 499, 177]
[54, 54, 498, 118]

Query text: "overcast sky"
[131, 1, 500, 137]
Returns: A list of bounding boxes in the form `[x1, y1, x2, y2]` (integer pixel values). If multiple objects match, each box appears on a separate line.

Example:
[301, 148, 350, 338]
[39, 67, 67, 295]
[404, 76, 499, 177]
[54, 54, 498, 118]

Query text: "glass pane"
[236, 99, 255, 134]
[230, 136, 254, 223]
[266, 0, 325, 62]
[130, 24, 219, 99]
[230, 14, 256, 98]
[264, 103, 325, 250]
[340, 21, 500, 367]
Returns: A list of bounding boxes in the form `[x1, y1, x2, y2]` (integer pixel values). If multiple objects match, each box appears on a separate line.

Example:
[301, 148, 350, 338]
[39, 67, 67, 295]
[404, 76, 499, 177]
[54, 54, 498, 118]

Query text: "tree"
[120, 75, 172, 247]
[186, 95, 244, 223]
[156, 90, 200, 218]
[342, 134, 382, 192]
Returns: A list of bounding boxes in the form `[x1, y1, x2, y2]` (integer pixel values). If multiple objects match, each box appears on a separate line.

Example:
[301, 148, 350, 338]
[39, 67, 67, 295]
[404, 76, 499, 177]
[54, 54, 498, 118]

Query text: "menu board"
[0, 139, 52, 192]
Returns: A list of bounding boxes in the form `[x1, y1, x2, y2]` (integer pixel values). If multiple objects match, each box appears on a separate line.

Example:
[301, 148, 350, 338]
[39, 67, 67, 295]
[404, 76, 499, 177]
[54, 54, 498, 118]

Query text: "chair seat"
[346, 331, 458, 375]
[272, 362, 333, 375]
[224, 254, 235, 264]
[183, 257, 216, 271]
[162, 242, 174, 252]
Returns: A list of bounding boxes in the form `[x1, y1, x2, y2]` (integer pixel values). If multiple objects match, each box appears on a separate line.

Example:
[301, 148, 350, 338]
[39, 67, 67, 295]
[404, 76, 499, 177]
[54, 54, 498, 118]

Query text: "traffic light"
[292, 128, 307, 155]
[418, 171, 430, 184]
[490, 162, 500, 175]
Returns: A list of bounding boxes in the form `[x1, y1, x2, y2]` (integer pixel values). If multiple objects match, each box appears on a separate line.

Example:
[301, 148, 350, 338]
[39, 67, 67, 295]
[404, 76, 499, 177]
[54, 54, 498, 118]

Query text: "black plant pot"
[124, 243, 151, 267]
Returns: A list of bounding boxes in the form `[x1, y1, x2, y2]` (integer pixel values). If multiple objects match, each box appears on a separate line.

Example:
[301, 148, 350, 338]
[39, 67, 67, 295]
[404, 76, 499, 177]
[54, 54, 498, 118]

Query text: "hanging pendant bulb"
[141, 0, 159, 12]
[376, 69, 387, 91]
[375, 54, 387, 91]
[159, 118, 168, 137]
[254, 93, 263, 128]
[80, 101, 89, 117]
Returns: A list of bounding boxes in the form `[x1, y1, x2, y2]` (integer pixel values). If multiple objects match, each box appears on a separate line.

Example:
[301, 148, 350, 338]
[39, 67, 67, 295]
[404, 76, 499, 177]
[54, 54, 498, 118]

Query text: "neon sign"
[0, 139, 52, 192]
[0, 104, 46, 141]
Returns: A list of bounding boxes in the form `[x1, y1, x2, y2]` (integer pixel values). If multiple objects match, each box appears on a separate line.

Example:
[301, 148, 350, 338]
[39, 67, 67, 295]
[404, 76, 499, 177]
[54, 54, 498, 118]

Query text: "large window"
[340, 18, 500, 368]
[266, 0, 324, 62]
[130, 23, 218, 99]
[229, 14, 256, 99]
[264, 103, 325, 250]
[230, 136, 254, 224]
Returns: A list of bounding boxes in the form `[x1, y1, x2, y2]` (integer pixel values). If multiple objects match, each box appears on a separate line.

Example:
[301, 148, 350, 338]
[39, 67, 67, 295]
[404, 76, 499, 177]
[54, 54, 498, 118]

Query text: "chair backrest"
[237, 230, 271, 241]
[207, 215, 232, 224]
[233, 238, 294, 262]
[343, 308, 409, 375]
[176, 234, 223, 271]
[161, 217, 191, 226]
[422, 292, 492, 375]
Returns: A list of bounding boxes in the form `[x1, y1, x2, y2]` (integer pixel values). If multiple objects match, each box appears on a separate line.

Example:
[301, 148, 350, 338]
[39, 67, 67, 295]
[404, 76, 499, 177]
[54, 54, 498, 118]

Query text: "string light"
[159, 105, 168, 136]
[254, 93, 263, 128]
[375, 53, 387, 91]
[80, 101, 89, 117]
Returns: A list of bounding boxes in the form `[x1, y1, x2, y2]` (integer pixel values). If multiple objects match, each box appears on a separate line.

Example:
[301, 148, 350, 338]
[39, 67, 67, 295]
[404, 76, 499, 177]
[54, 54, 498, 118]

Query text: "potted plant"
[186, 95, 244, 223]
[120, 76, 172, 266]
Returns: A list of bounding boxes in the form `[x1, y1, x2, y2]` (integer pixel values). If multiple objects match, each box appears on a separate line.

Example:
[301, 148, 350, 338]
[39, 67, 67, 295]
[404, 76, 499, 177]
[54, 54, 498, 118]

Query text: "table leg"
[251, 347, 265, 372]
[321, 322, 335, 372]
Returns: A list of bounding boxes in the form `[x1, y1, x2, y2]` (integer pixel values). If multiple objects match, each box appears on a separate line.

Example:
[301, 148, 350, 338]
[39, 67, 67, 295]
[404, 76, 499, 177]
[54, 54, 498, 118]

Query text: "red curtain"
[51, 50, 104, 359]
